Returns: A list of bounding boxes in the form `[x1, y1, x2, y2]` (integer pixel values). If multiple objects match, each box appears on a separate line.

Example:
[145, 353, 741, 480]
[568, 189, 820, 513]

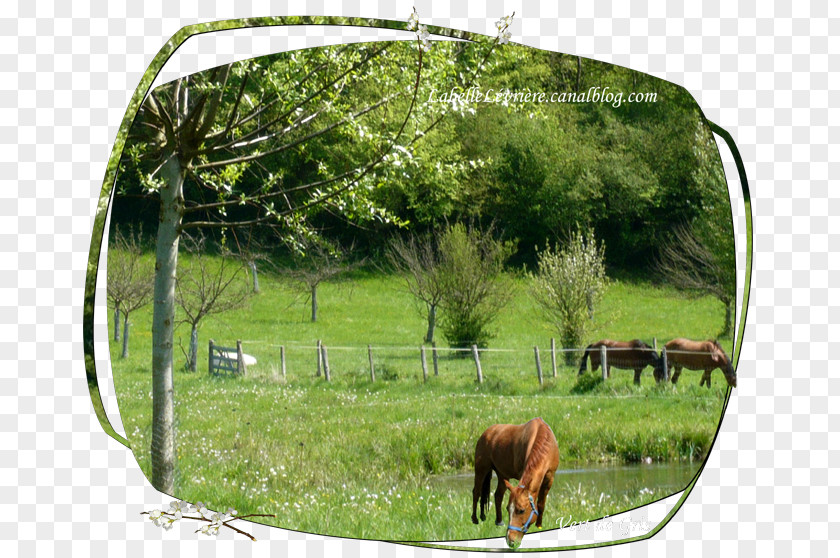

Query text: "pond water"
[436, 461, 699, 498]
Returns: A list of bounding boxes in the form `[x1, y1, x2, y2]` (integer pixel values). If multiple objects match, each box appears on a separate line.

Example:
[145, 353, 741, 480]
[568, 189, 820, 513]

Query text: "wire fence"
[210, 337, 722, 386]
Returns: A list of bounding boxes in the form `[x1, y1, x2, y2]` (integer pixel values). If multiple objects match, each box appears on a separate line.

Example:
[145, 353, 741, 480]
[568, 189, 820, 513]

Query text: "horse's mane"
[707, 339, 732, 362]
[630, 339, 651, 349]
[523, 420, 554, 478]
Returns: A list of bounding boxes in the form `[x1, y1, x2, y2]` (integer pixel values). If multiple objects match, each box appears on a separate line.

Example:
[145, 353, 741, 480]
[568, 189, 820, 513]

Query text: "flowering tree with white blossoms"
[529, 226, 607, 364]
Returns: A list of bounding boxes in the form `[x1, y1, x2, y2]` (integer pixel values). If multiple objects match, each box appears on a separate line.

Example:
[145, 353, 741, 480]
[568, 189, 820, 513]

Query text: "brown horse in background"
[578, 339, 664, 385]
[664, 338, 737, 388]
[471, 417, 560, 550]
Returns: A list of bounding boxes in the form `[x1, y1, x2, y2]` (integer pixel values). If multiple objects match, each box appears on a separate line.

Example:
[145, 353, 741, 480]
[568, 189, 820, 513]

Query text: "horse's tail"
[479, 469, 492, 518]
[578, 345, 593, 375]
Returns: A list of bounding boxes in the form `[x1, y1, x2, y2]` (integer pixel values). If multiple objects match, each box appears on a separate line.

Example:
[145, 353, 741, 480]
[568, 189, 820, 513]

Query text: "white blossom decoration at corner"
[407, 8, 432, 52]
[495, 13, 515, 44]
[143, 500, 274, 541]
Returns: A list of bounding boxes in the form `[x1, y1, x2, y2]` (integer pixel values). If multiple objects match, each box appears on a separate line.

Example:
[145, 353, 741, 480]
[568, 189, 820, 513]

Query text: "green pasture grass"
[107, 266, 732, 541]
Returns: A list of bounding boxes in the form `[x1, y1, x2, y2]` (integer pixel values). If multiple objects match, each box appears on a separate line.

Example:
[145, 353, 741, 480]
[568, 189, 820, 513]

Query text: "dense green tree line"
[114, 44, 731, 277]
[113, 42, 734, 318]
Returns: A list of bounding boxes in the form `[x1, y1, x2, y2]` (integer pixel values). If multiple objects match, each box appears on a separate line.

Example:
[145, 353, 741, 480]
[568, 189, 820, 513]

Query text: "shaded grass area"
[108, 270, 730, 541]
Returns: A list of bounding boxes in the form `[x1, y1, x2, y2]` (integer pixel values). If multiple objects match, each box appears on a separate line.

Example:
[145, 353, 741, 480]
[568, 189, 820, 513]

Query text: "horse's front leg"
[494, 478, 507, 526]
[536, 474, 554, 528]
[471, 475, 481, 524]
[670, 365, 682, 384]
[700, 370, 712, 388]
[633, 368, 642, 385]
[472, 458, 490, 524]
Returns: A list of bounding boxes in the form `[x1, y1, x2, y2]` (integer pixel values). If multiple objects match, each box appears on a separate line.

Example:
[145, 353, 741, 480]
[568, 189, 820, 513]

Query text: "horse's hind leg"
[494, 478, 507, 526]
[670, 365, 682, 384]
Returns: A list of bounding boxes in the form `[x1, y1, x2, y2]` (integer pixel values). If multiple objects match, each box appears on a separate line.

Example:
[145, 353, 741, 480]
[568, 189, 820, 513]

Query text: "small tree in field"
[655, 220, 735, 336]
[107, 225, 153, 358]
[385, 232, 445, 344]
[281, 237, 361, 322]
[176, 234, 252, 372]
[530, 226, 607, 364]
[437, 223, 515, 350]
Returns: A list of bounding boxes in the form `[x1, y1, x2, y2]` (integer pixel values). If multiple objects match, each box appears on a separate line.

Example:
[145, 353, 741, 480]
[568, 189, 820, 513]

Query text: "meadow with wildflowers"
[109, 269, 730, 541]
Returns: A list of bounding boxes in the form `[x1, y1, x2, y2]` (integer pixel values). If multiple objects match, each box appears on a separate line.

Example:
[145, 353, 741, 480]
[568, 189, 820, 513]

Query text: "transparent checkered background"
[1, 0, 836, 555]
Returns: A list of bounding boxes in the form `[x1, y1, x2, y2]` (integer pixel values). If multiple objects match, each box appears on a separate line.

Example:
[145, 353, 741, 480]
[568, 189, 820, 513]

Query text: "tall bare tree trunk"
[121, 313, 130, 358]
[424, 303, 437, 344]
[250, 261, 260, 293]
[189, 324, 198, 372]
[151, 154, 184, 494]
[113, 306, 120, 341]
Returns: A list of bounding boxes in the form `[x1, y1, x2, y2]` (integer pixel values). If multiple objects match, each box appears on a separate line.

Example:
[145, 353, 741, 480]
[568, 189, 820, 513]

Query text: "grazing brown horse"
[471, 417, 560, 550]
[664, 338, 737, 388]
[578, 339, 664, 385]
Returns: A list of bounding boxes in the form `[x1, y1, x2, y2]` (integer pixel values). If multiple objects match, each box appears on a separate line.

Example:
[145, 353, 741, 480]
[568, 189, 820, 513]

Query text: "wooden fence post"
[600, 344, 608, 380]
[432, 342, 439, 376]
[421, 345, 428, 383]
[236, 340, 246, 375]
[653, 337, 658, 352]
[662, 347, 669, 382]
[316, 339, 322, 377]
[472, 345, 483, 383]
[280, 345, 286, 378]
[208, 339, 214, 375]
[321, 343, 331, 381]
[534, 346, 544, 386]
[550, 338, 557, 378]
[368, 344, 375, 381]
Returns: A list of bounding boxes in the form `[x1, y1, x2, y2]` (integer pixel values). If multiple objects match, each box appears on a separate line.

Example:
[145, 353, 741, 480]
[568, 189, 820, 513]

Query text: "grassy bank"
[108, 269, 730, 540]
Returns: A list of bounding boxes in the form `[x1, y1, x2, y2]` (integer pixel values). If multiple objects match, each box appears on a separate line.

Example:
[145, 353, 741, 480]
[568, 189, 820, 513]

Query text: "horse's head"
[652, 352, 666, 383]
[710, 341, 737, 387]
[502, 480, 539, 549]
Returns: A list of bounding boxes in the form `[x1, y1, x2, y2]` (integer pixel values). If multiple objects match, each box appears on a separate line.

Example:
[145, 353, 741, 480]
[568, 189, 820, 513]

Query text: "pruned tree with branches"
[175, 234, 253, 372]
[280, 236, 362, 322]
[655, 220, 735, 336]
[384, 232, 445, 343]
[116, 15, 510, 492]
[125, 42, 427, 492]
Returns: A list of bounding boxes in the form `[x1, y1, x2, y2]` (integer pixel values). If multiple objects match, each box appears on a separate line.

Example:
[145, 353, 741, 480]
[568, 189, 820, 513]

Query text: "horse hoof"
[472, 517, 478, 525]
[495, 521, 504, 527]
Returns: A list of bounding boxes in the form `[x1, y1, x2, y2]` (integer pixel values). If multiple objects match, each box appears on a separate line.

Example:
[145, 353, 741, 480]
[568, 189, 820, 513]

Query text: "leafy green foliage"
[530, 227, 607, 363]
[437, 224, 516, 349]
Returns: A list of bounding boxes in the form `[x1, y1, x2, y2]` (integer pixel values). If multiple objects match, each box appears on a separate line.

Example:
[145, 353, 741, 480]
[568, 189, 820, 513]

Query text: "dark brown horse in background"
[471, 417, 560, 550]
[664, 338, 737, 388]
[578, 339, 664, 385]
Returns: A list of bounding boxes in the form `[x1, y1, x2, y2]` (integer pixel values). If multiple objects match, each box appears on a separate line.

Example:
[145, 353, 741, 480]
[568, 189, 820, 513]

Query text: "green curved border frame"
[82, 16, 754, 551]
